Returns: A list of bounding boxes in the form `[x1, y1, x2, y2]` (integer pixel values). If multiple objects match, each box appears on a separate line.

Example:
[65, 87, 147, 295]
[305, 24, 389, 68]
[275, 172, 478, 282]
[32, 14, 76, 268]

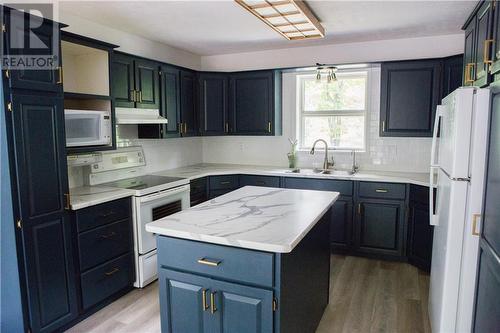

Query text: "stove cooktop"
[100, 175, 187, 194]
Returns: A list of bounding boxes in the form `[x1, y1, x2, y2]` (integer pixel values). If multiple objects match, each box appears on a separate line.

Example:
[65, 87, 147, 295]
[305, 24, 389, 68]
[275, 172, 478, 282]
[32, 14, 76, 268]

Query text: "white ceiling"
[60, 0, 476, 56]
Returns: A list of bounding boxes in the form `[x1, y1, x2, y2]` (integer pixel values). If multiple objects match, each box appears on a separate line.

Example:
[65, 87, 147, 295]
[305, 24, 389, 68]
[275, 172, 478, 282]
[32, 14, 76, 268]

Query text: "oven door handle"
[139, 185, 190, 204]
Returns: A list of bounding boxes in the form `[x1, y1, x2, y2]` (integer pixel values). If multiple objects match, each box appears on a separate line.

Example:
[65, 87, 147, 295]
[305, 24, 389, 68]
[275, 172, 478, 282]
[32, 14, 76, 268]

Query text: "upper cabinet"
[463, 0, 499, 86]
[199, 73, 229, 136]
[180, 70, 198, 137]
[442, 54, 464, 99]
[111, 53, 160, 109]
[380, 59, 442, 137]
[229, 70, 282, 136]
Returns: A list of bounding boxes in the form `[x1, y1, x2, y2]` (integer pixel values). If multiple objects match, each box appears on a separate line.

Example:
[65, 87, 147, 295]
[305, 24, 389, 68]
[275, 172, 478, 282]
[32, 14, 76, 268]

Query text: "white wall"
[202, 68, 432, 173]
[60, 12, 201, 70]
[200, 34, 463, 72]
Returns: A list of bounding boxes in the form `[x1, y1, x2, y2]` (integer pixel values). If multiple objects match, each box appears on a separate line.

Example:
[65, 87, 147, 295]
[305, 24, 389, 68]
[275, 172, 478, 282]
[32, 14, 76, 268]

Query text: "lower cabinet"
[190, 177, 208, 206]
[239, 175, 280, 188]
[407, 185, 434, 272]
[330, 197, 353, 251]
[159, 268, 273, 333]
[354, 199, 406, 258]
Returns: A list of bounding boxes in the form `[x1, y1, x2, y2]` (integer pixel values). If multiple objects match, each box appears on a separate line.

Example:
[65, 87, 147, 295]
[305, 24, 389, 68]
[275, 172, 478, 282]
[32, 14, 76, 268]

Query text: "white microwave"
[65, 109, 112, 147]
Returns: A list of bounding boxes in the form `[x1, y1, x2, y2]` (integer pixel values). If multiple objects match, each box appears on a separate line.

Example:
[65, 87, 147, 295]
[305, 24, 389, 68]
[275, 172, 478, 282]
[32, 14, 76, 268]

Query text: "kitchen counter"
[153, 163, 431, 187]
[146, 185, 339, 253]
[69, 186, 134, 210]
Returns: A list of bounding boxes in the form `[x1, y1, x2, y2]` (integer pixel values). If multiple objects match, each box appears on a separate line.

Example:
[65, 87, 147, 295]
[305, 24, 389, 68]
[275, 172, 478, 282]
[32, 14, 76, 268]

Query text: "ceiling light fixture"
[316, 63, 337, 83]
[234, 0, 324, 41]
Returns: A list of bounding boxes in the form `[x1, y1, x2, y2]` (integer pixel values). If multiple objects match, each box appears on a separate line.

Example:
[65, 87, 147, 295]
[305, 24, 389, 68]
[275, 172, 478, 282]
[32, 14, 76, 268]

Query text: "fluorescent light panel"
[235, 0, 325, 40]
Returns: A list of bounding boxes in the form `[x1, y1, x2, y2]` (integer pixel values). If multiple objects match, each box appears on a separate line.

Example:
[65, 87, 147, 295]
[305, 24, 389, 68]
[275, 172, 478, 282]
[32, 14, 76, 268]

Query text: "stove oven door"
[135, 184, 190, 255]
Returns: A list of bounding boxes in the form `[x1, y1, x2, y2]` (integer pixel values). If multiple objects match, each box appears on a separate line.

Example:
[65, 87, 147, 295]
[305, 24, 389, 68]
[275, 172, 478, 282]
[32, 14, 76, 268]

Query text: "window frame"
[297, 69, 369, 151]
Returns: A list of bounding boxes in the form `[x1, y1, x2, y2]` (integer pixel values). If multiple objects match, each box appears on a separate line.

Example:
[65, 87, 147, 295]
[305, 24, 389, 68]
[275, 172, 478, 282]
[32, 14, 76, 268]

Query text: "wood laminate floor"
[67, 255, 431, 333]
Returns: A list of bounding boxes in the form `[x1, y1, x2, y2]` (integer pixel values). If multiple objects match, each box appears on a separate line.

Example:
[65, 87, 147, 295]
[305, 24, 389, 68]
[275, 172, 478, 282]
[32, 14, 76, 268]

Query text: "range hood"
[115, 107, 168, 124]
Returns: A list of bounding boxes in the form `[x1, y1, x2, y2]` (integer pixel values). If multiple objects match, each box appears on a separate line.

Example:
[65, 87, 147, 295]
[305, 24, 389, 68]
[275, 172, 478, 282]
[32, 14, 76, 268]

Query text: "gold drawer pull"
[100, 231, 117, 239]
[375, 189, 388, 193]
[104, 267, 119, 276]
[484, 39, 494, 65]
[464, 63, 475, 84]
[210, 291, 217, 314]
[202, 289, 209, 311]
[56, 66, 63, 84]
[219, 181, 231, 185]
[197, 258, 221, 266]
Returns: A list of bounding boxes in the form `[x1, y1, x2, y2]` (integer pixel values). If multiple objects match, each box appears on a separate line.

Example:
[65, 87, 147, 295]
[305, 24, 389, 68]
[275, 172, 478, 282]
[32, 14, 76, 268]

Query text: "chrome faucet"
[351, 150, 359, 174]
[310, 139, 334, 171]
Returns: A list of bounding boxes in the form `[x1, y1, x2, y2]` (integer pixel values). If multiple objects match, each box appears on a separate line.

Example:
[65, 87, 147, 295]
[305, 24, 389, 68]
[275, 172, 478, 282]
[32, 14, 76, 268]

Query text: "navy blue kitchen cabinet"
[463, 10, 478, 86]
[355, 199, 406, 258]
[442, 54, 464, 99]
[6, 92, 78, 332]
[73, 197, 134, 310]
[229, 70, 282, 136]
[490, 0, 500, 77]
[190, 177, 209, 207]
[180, 70, 199, 136]
[111, 52, 136, 108]
[111, 52, 160, 109]
[138, 65, 181, 139]
[282, 177, 353, 251]
[199, 73, 229, 136]
[472, 83, 500, 332]
[3, 8, 64, 93]
[380, 59, 442, 137]
[407, 185, 433, 272]
[208, 175, 239, 199]
[239, 175, 280, 188]
[473, 1, 494, 87]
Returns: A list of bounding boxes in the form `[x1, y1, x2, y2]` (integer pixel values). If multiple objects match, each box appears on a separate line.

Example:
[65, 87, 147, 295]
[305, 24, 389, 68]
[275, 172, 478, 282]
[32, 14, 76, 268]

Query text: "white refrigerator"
[429, 87, 491, 333]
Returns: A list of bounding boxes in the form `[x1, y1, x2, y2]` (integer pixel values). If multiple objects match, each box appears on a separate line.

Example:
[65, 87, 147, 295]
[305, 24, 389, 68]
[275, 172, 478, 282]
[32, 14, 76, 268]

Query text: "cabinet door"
[111, 53, 135, 108]
[474, 1, 494, 87]
[355, 199, 405, 257]
[134, 59, 160, 109]
[4, 9, 62, 92]
[442, 54, 464, 99]
[199, 73, 228, 135]
[407, 201, 433, 272]
[9, 94, 78, 332]
[163, 66, 181, 137]
[211, 279, 273, 333]
[229, 71, 274, 135]
[380, 59, 441, 137]
[490, 0, 500, 76]
[180, 70, 198, 137]
[464, 15, 477, 86]
[158, 268, 211, 333]
[330, 196, 353, 251]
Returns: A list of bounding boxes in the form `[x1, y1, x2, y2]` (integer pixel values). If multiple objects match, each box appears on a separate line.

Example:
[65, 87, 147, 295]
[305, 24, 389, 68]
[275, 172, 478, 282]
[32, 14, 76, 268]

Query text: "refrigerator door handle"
[429, 167, 439, 226]
[430, 105, 444, 168]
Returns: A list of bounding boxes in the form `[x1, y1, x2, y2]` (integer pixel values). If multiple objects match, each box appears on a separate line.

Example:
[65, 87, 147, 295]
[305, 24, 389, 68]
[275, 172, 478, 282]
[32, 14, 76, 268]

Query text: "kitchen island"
[146, 186, 339, 333]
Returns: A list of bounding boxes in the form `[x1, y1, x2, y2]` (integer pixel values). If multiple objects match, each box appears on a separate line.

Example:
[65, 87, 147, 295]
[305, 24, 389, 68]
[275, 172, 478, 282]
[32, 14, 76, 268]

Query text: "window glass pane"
[303, 75, 366, 111]
[303, 116, 365, 149]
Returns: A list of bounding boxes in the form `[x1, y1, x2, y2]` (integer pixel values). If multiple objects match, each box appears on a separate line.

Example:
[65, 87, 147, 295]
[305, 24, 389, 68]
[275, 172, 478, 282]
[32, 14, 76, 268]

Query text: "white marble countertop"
[154, 163, 431, 187]
[146, 186, 339, 253]
[69, 186, 134, 210]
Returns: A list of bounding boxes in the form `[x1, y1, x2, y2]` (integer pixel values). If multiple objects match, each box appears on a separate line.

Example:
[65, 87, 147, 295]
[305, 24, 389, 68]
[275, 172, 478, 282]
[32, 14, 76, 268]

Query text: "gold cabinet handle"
[64, 193, 70, 210]
[210, 291, 217, 314]
[197, 257, 221, 266]
[56, 66, 63, 84]
[184, 123, 187, 134]
[382, 120, 386, 132]
[358, 203, 362, 215]
[139, 90, 143, 103]
[484, 39, 494, 65]
[375, 189, 388, 193]
[202, 289, 209, 311]
[179, 122, 183, 135]
[225, 122, 229, 133]
[219, 181, 231, 185]
[130, 90, 136, 102]
[268, 122, 272, 133]
[104, 267, 119, 276]
[465, 63, 475, 84]
[472, 214, 481, 236]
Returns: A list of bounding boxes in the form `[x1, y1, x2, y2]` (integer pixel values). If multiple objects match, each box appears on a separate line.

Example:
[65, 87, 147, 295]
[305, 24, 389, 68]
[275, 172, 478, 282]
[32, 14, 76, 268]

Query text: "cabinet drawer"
[358, 182, 406, 200]
[282, 177, 353, 196]
[158, 237, 274, 287]
[76, 198, 132, 232]
[239, 175, 280, 188]
[209, 175, 239, 190]
[78, 219, 132, 271]
[190, 177, 207, 194]
[80, 253, 134, 310]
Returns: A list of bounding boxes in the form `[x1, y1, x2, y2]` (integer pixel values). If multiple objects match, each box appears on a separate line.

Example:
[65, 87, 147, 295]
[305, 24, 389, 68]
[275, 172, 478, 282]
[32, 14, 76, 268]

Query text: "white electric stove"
[85, 147, 190, 288]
